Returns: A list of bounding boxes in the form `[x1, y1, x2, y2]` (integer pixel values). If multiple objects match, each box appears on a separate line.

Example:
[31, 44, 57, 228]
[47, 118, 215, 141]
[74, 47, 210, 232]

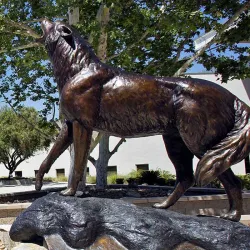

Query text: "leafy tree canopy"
[0, 106, 57, 177]
[0, 0, 249, 117]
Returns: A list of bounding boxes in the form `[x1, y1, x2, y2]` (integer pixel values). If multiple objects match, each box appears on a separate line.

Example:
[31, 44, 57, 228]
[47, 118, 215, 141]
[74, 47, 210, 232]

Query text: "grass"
[43, 176, 68, 182]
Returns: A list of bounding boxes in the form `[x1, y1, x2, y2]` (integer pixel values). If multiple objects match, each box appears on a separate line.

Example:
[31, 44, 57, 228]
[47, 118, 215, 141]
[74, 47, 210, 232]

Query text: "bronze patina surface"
[36, 19, 250, 222]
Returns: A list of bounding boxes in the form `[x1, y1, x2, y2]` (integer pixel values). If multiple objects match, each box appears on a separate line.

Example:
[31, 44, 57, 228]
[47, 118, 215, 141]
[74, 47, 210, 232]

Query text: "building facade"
[2, 74, 250, 179]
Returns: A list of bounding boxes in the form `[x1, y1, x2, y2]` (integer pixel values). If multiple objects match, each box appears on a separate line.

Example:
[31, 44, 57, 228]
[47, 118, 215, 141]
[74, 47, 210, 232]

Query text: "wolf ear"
[58, 25, 75, 49]
[60, 25, 72, 37]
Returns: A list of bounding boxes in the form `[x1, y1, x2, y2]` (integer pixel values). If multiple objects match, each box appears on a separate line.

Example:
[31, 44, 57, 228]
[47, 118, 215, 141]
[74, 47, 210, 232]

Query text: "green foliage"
[125, 169, 176, 186]
[138, 170, 176, 186]
[55, 175, 68, 182]
[42, 177, 54, 182]
[139, 170, 161, 185]
[43, 176, 68, 182]
[126, 169, 143, 179]
[0, 0, 249, 117]
[116, 178, 124, 184]
[107, 173, 118, 184]
[0, 106, 57, 177]
[209, 178, 222, 188]
[158, 170, 176, 186]
[237, 174, 250, 190]
[86, 175, 96, 184]
[107, 173, 126, 185]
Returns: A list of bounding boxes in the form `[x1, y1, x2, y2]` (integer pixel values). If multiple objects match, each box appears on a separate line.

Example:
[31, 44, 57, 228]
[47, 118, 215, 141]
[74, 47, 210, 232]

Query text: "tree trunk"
[8, 168, 15, 179]
[95, 134, 110, 189]
[68, 144, 74, 187]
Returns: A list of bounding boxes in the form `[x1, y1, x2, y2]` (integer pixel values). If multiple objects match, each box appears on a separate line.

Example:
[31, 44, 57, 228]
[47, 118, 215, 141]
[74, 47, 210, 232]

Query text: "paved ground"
[0, 182, 67, 195]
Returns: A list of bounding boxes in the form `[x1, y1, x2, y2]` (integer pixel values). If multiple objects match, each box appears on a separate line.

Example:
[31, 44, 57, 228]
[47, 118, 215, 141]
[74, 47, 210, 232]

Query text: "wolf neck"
[52, 38, 101, 93]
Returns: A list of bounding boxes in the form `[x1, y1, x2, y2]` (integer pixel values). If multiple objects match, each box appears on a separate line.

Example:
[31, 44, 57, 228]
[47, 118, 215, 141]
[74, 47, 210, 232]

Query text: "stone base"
[12, 243, 46, 250]
[9, 193, 250, 250]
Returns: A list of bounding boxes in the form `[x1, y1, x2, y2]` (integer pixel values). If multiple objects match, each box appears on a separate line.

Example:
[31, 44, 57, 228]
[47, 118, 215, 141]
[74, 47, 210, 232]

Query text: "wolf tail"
[195, 98, 250, 186]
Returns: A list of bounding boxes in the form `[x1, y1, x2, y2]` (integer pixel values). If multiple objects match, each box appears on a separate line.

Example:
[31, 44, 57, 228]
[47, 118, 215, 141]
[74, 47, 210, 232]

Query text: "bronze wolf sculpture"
[36, 19, 250, 222]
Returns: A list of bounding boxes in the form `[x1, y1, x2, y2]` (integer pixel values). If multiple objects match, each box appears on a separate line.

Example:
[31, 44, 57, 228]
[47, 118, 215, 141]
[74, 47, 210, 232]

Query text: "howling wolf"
[36, 19, 250, 222]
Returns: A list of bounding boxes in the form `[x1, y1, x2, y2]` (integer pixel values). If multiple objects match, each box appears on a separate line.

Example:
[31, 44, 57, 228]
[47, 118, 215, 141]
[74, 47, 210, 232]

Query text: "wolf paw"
[35, 176, 43, 191]
[220, 209, 241, 222]
[153, 201, 171, 209]
[60, 187, 76, 196]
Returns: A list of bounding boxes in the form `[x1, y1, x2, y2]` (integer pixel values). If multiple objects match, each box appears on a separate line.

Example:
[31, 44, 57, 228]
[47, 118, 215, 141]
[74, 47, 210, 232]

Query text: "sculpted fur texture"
[36, 19, 250, 222]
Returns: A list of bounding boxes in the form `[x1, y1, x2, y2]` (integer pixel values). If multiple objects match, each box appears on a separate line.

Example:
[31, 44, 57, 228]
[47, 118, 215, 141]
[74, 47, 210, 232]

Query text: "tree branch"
[109, 138, 126, 157]
[21, 17, 67, 24]
[0, 42, 42, 54]
[15, 156, 26, 168]
[51, 102, 56, 122]
[88, 155, 96, 165]
[0, 30, 35, 38]
[3, 19, 41, 39]
[3, 162, 9, 170]
[96, 4, 110, 62]
[174, 1, 250, 76]
[174, 37, 190, 63]
[106, 3, 169, 62]
[89, 132, 103, 153]
[142, 59, 157, 73]
[12, 150, 21, 162]
[107, 30, 150, 61]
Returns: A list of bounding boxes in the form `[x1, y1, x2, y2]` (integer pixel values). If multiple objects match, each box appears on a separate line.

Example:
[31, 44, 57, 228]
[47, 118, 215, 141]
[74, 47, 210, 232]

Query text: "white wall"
[2, 74, 249, 178]
[0, 148, 71, 178]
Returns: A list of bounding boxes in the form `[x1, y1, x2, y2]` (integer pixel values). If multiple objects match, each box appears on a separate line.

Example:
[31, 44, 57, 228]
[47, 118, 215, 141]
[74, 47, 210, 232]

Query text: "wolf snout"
[41, 19, 53, 33]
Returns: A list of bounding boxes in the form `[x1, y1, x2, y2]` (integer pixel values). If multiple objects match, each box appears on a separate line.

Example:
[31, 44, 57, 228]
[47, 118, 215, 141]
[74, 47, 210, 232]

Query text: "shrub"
[158, 170, 176, 186]
[139, 170, 161, 185]
[43, 177, 54, 182]
[126, 170, 143, 180]
[86, 175, 96, 184]
[107, 174, 126, 185]
[116, 178, 124, 184]
[125, 169, 176, 186]
[55, 176, 68, 182]
[209, 178, 221, 188]
[237, 174, 250, 190]
[43, 176, 68, 182]
[107, 174, 117, 184]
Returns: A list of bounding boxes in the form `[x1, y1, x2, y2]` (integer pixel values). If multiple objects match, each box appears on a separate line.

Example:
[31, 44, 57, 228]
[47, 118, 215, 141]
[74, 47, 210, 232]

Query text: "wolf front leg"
[61, 121, 93, 196]
[35, 121, 73, 191]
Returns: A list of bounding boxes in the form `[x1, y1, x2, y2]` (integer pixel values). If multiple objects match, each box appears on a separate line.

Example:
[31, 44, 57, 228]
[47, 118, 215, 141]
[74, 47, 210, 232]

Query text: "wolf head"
[40, 19, 75, 58]
[39, 19, 99, 90]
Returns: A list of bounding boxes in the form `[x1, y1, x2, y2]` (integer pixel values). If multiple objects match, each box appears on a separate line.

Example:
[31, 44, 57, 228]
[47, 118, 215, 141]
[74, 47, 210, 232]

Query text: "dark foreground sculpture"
[35, 19, 250, 222]
[9, 193, 250, 250]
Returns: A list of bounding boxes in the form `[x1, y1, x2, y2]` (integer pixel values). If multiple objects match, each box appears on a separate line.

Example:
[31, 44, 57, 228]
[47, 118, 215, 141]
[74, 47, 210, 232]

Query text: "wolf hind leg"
[218, 169, 242, 222]
[153, 134, 194, 209]
[195, 102, 250, 187]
